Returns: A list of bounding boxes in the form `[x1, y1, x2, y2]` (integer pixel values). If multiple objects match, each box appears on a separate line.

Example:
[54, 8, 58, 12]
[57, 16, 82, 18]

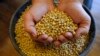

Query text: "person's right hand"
[23, 0, 54, 45]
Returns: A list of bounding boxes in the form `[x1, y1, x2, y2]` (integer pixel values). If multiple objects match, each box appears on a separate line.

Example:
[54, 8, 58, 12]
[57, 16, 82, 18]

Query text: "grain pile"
[15, 6, 89, 56]
[36, 8, 77, 40]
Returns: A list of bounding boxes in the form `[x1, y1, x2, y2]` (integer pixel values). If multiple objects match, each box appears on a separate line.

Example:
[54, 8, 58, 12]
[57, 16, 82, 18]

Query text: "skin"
[54, 0, 91, 46]
[23, 0, 54, 45]
[23, 0, 91, 47]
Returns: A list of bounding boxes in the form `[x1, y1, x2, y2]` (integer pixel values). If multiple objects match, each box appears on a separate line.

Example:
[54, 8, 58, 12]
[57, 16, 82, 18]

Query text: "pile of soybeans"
[15, 6, 89, 56]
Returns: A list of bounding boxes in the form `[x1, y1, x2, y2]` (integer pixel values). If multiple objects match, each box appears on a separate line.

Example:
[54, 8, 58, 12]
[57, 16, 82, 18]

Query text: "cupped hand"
[54, 1, 91, 47]
[23, 0, 54, 45]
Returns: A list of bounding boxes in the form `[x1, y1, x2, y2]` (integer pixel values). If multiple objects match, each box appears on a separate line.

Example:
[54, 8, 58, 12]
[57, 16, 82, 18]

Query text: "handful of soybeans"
[36, 8, 78, 40]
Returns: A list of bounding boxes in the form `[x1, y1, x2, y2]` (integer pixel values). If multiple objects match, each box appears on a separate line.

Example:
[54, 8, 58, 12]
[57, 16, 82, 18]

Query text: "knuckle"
[24, 27, 31, 33]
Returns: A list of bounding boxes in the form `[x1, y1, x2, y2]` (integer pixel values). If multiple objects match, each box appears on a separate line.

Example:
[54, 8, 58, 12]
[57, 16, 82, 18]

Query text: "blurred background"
[0, 0, 100, 56]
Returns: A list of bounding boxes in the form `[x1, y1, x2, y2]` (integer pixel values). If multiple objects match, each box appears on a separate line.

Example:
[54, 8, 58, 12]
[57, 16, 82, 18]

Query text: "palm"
[59, 3, 91, 36]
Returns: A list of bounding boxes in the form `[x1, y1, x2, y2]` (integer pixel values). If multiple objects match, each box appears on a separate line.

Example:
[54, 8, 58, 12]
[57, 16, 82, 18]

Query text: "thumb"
[75, 21, 90, 38]
[75, 27, 88, 38]
[23, 12, 37, 37]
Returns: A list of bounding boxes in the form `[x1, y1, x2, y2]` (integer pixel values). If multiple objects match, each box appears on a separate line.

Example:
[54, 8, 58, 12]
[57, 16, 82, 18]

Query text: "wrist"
[59, 0, 82, 8]
[32, 0, 53, 4]
[59, 0, 81, 4]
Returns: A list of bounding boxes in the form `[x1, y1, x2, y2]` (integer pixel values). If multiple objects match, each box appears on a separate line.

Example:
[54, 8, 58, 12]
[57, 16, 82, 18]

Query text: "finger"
[23, 12, 37, 37]
[75, 27, 89, 38]
[54, 41, 61, 47]
[46, 37, 53, 43]
[63, 32, 73, 40]
[58, 35, 67, 43]
[75, 22, 90, 38]
[37, 34, 48, 43]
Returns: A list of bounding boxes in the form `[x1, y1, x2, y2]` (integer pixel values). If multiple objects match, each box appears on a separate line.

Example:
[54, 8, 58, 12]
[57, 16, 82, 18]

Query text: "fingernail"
[64, 32, 73, 40]
[54, 41, 61, 47]
[41, 34, 48, 40]
[58, 35, 67, 43]
[47, 37, 53, 43]
[32, 33, 37, 38]
[30, 30, 36, 36]
[75, 33, 81, 39]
